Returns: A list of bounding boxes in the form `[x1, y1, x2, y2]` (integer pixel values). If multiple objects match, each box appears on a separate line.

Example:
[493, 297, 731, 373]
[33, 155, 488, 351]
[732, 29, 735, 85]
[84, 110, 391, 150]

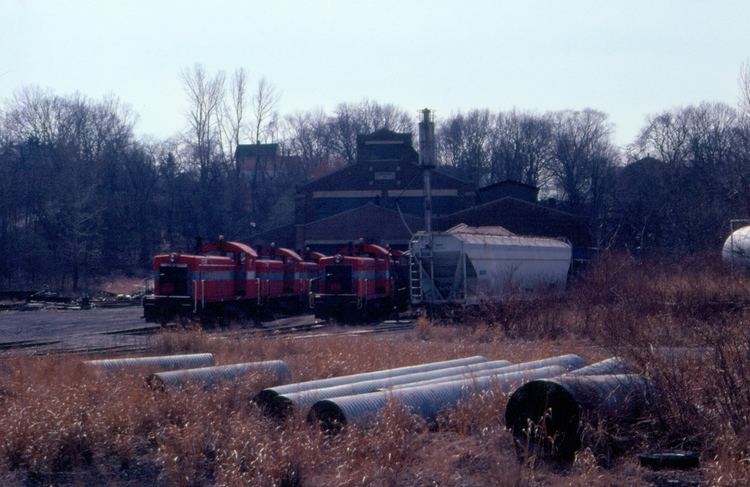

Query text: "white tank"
[409, 224, 572, 306]
[722, 226, 750, 268]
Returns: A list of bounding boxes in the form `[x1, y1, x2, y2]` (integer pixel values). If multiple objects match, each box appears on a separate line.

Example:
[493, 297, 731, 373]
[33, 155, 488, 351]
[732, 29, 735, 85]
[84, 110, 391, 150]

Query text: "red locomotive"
[143, 239, 323, 323]
[312, 242, 409, 321]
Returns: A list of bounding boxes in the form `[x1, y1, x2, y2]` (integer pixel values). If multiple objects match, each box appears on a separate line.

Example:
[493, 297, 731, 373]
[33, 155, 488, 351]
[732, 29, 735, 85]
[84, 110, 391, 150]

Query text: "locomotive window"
[325, 265, 353, 294]
[159, 264, 189, 296]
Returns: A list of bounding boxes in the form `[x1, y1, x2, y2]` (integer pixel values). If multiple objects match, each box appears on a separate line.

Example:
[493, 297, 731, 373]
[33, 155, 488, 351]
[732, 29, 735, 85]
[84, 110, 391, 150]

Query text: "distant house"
[234, 143, 301, 179]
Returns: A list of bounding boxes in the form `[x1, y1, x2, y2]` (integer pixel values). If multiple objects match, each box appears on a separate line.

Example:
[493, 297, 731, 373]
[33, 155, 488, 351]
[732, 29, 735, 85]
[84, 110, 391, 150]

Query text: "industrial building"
[249, 129, 590, 255]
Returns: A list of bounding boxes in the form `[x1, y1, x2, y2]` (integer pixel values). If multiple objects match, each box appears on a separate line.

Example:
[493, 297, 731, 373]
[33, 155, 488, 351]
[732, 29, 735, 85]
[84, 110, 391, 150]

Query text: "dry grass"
[1, 253, 749, 485]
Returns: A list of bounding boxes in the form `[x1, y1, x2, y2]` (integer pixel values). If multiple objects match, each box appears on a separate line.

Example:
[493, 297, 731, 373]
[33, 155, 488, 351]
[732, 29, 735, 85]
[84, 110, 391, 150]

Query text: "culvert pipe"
[308, 365, 566, 433]
[254, 355, 487, 412]
[267, 358, 512, 419]
[563, 357, 631, 377]
[504, 374, 653, 462]
[85, 353, 215, 373]
[149, 360, 291, 390]
[389, 354, 587, 390]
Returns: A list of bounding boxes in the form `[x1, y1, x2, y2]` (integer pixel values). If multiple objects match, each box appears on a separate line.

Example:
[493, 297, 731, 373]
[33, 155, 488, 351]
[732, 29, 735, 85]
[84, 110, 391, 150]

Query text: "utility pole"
[418, 108, 436, 232]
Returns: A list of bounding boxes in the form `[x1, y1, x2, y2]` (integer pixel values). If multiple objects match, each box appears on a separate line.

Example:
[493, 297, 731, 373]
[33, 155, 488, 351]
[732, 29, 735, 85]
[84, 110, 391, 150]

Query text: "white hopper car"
[408, 224, 572, 306]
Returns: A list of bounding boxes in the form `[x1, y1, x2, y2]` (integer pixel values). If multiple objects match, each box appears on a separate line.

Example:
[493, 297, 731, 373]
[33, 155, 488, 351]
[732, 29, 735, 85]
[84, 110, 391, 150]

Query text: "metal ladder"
[409, 253, 423, 303]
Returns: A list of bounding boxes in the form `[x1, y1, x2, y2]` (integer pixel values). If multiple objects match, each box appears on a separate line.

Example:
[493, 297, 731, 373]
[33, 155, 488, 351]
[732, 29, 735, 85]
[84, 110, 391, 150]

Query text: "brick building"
[249, 130, 590, 254]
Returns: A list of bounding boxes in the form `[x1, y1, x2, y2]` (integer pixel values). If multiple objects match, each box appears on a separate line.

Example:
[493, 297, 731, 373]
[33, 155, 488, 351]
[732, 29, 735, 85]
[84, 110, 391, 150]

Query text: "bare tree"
[219, 68, 248, 167]
[740, 60, 750, 117]
[251, 77, 279, 145]
[181, 64, 226, 237]
[181, 64, 225, 176]
[490, 111, 554, 188]
[437, 109, 495, 184]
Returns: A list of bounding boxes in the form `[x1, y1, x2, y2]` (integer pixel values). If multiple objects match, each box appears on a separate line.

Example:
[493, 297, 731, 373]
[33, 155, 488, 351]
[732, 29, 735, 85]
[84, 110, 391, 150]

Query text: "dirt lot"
[0, 306, 158, 355]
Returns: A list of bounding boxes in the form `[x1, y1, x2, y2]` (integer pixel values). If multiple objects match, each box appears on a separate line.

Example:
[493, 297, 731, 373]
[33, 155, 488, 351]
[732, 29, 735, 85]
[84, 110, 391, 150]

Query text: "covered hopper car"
[409, 224, 572, 307]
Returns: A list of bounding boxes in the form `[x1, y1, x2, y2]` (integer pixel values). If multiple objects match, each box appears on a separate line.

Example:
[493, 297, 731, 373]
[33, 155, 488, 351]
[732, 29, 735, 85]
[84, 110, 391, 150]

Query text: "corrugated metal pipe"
[563, 357, 631, 377]
[85, 353, 215, 373]
[504, 374, 653, 461]
[254, 355, 487, 414]
[308, 365, 566, 434]
[389, 354, 587, 390]
[149, 360, 292, 390]
[266, 359, 513, 419]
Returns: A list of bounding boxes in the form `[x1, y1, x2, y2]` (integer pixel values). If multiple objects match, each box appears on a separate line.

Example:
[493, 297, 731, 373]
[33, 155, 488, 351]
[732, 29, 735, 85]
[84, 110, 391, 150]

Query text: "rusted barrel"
[254, 355, 487, 412]
[149, 360, 292, 390]
[390, 354, 586, 389]
[563, 357, 630, 377]
[85, 353, 215, 373]
[267, 359, 512, 419]
[504, 374, 653, 461]
[308, 365, 566, 433]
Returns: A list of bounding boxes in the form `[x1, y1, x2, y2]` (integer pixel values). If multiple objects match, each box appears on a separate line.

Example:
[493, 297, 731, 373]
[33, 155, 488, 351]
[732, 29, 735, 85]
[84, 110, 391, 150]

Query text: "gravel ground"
[0, 306, 158, 355]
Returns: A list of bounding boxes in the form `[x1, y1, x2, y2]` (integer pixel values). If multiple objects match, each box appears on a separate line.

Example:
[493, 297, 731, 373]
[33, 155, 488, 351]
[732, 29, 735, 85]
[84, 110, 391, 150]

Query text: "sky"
[2, 0, 749, 146]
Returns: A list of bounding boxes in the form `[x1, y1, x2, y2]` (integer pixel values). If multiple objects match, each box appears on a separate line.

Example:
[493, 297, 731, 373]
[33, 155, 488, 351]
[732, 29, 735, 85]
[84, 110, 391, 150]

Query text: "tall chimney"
[418, 108, 436, 232]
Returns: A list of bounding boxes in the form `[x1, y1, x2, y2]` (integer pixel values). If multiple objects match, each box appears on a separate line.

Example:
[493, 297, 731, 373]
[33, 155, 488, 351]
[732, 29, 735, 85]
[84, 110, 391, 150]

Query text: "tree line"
[1, 63, 749, 289]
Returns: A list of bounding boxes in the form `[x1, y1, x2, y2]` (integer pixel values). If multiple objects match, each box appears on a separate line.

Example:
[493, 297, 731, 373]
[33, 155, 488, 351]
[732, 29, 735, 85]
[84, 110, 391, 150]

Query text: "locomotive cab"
[313, 242, 404, 322]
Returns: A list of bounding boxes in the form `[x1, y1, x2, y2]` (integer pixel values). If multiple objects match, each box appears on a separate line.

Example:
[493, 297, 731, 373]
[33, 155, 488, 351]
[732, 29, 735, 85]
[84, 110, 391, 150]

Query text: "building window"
[368, 144, 401, 161]
[374, 171, 396, 180]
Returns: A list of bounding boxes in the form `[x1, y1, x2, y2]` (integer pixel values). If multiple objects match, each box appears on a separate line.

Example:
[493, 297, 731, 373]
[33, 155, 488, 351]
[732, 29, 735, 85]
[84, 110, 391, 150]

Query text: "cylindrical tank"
[722, 226, 750, 268]
[266, 359, 512, 419]
[254, 355, 487, 412]
[390, 354, 586, 389]
[308, 365, 566, 434]
[504, 374, 653, 461]
[85, 353, 215, 373]
[149, 361, 291, 390]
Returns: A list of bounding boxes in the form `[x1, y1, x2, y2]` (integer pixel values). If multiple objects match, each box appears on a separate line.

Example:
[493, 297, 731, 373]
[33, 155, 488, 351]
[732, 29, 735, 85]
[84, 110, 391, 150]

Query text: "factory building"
[250, 130, 590, 254]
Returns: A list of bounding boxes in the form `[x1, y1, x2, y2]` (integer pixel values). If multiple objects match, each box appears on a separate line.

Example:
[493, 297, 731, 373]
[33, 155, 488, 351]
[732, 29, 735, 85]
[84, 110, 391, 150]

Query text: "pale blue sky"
[2, 0, 748, 146]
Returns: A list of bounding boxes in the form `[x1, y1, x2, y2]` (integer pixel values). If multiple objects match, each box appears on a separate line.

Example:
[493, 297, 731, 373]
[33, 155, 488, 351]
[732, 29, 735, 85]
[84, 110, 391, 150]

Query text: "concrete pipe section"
[254, 355, 487, 413]
[308, 365, 566, 434]
[504, 374, 653, 461]
[85, 353, 215, 373]
[563, 357, 631, 377]
[389, 354, 587, 389]
[149, 360, 292, 390]
[266, 359, 513, 419]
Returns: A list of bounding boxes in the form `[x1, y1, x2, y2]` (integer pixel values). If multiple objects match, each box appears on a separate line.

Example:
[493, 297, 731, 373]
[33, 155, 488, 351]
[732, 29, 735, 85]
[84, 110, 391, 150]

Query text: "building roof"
[436, 197, 590, 246]
[446, 223, 515, 236]
[297, 159, 474, 193]
[235, 143, 279, 159]
[357, 129, 412, 146]
[478, 179, 538, 192]
[301, 203, 424, 244]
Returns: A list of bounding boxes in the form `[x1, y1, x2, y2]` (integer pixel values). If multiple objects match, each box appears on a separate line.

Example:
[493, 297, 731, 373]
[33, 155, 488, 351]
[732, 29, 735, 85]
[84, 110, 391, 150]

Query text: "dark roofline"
[301, 201, 423, 229]
[356, 129, 412, 144]
[441, 196, 583, 221]
[432, 166, 474, 186]
[478, 179, 539, 192]
[234, 143, 279, 159]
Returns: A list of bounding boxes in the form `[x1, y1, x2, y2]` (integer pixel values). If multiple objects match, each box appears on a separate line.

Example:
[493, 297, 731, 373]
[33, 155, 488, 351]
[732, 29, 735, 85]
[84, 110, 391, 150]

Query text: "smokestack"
[418, 109, 435, 232]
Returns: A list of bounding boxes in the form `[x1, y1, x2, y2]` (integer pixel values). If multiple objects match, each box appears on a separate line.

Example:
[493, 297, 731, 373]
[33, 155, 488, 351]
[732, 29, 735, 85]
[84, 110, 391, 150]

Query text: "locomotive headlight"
[334, 254, 342, 263]
[170, 252, 177, 263]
